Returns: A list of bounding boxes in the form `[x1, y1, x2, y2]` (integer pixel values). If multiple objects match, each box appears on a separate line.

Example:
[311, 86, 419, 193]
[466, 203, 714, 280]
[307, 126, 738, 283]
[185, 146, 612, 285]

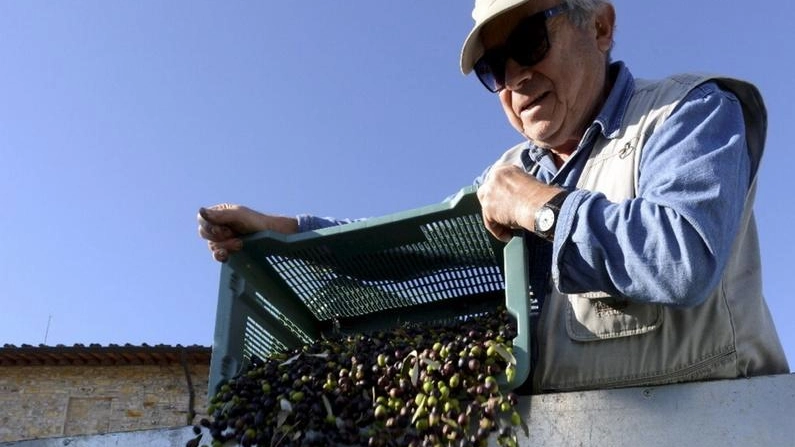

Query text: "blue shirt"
[299, 62, 752, 308]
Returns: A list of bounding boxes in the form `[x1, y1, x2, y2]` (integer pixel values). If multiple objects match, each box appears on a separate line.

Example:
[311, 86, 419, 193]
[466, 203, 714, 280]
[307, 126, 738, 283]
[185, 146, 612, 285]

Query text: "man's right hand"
[197, 204, 298, 262]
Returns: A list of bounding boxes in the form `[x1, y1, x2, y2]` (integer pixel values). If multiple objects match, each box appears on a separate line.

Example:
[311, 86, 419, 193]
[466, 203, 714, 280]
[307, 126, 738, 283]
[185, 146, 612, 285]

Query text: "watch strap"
[545, 190, 569, 214]
[535, 190, 569, 241]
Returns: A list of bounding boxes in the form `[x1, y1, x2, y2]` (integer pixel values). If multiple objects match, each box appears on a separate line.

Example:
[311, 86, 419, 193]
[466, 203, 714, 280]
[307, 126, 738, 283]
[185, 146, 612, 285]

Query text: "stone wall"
[0, 362, 209, 443]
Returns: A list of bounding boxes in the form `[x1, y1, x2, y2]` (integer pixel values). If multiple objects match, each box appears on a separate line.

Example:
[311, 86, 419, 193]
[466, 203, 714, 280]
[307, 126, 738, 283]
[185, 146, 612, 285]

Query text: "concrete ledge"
[0, 427, 197, 447]
[510, 373, 795, 446]
[4, 374, 793, 447]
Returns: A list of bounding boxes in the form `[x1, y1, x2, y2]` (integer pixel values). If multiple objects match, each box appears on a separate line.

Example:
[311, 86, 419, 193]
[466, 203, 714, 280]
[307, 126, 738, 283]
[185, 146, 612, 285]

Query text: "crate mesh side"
[237, 292, 315, 361]
[251, 291, 315, 344]
[414, 308, 498, 329]
[264, 214, 503, 321]
[242, 316, 287, 361]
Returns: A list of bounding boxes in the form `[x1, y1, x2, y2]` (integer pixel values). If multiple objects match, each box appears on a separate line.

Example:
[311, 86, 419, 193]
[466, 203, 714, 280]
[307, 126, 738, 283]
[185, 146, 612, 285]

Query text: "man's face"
[480, 1, 613, 151]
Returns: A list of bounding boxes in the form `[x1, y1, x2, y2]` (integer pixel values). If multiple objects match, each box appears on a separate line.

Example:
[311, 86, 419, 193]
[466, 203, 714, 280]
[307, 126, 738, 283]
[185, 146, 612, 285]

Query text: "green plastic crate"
[208, 186, 532, 396]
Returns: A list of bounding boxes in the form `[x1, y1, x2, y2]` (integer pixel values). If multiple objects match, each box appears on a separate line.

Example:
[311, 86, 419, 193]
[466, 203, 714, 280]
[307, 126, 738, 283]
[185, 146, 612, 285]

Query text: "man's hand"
[477, 164, 563, 242]
[197, 204, 298, 262]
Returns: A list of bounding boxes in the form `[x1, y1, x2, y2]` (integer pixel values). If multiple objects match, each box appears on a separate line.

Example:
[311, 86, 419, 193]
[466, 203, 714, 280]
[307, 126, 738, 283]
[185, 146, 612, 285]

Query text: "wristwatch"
[533, 190, 569, 242]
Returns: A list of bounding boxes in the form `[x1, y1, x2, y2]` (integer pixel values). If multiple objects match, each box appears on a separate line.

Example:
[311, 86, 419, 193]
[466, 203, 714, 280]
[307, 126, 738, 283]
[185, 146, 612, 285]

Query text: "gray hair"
[560, 0, 614, 58]
[561, 0, 612, 28]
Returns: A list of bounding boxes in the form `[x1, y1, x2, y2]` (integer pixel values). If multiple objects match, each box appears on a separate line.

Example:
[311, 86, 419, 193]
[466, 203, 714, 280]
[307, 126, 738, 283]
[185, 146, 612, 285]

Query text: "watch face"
[537, 207, 556, 232]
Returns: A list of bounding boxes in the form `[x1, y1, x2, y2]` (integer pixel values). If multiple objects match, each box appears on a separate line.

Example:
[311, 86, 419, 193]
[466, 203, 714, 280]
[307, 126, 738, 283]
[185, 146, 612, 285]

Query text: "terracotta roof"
[0, 344, 211, 367]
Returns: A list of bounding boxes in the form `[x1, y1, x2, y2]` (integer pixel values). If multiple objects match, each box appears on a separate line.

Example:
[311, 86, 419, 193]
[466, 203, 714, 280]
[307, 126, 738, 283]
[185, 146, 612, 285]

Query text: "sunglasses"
[474, 4, 570, 93]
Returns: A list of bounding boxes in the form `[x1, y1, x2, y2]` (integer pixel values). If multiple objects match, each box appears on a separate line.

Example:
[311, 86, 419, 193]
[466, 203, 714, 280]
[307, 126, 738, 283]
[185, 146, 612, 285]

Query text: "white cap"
[460, 0, 533, 74]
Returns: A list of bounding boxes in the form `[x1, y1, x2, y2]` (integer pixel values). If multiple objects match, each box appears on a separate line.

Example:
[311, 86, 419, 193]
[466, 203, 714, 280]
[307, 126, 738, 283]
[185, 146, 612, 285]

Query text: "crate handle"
[503, 232, 532, 389]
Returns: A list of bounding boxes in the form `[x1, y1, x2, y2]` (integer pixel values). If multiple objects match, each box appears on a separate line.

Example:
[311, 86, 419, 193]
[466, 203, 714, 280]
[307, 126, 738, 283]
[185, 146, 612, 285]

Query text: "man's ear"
[594, 3, 616, 53]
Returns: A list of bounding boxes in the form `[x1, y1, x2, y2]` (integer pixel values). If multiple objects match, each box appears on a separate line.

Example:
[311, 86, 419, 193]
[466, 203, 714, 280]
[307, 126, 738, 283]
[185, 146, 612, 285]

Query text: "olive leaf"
[491, 342, 516, 365]
[403, 349, 420, 387]
[279, 353, 302, 367]
[321, 394, 334, 418]
[420, 357, 441, 370]
[276, 411, 290, 429]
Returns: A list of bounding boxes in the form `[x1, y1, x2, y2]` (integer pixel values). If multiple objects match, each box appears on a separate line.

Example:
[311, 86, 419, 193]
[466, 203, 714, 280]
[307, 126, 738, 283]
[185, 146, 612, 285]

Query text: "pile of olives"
[189, 308, 524, 447]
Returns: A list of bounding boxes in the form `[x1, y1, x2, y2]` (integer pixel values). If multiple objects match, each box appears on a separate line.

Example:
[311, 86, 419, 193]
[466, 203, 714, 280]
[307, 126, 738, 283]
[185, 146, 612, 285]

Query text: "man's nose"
[504, 58, 532, 91]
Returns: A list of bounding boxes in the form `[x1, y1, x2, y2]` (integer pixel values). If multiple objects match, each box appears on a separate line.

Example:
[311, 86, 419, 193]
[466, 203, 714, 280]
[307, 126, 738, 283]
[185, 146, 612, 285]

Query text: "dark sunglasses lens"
[473, 9, 558, 92]
[509, 15, 551, 67]
[474, 54, 504, 93]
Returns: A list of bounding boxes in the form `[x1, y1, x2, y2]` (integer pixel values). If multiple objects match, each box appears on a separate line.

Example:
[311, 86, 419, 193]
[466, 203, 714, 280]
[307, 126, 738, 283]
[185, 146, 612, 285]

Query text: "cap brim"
[460, 26, 484, 75]
[460, 0, 529, 75]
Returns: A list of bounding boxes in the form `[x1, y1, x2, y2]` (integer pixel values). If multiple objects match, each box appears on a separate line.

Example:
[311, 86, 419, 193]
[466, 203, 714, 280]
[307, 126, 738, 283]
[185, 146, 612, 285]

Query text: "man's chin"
[522, 124, 557, 147]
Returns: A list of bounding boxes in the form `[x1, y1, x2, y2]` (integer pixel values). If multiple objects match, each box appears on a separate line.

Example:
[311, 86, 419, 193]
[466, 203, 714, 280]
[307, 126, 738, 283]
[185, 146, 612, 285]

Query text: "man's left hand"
[477, 163, 563, 242]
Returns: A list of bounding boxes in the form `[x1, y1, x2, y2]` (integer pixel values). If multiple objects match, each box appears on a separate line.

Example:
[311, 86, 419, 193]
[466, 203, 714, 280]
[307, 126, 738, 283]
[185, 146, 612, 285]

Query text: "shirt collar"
[593, 61, 635, 140]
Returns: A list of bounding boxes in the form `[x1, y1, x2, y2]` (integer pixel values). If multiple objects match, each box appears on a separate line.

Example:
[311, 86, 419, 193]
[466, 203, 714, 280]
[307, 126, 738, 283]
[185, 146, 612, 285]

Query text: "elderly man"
[199, 0, 789, 392]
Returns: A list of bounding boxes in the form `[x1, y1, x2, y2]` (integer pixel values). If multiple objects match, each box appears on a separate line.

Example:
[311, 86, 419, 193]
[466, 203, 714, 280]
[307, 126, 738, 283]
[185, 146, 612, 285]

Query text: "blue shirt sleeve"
[553, 82, 752, 307]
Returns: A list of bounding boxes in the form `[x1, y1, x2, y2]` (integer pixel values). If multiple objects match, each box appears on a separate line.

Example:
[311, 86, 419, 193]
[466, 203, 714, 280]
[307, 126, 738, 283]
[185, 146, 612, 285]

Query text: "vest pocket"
[566, 293, 663, 341]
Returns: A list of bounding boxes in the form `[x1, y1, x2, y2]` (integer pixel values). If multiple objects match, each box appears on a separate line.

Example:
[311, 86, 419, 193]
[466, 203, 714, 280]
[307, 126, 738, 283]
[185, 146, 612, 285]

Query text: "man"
[199, 0, 789, 392]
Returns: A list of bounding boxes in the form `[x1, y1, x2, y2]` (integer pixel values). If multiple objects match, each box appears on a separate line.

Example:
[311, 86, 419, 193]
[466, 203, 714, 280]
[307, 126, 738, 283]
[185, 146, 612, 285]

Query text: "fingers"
[197, 206, 239, 242]
[479, 185, 512, 242]
[213, 250, 228, 263]
[477, 165, 537, 239]
[198, 204, 249, 262]
[208, 239, 243, 263]
[199, 204, 238, 224]
[483, 218, 512, 243]
[199, 203, 280, 236]
[197, 220, 234, 242]
[208, 238, 243, 253]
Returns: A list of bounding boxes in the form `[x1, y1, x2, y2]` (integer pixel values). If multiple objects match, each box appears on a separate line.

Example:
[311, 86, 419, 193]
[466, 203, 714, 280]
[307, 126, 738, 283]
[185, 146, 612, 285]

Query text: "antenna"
[44, 315, 52, 345]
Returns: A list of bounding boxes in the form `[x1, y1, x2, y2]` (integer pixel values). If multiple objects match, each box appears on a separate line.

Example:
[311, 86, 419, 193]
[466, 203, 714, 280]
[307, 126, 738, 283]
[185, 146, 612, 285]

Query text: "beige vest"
[501, 74, 789, 392]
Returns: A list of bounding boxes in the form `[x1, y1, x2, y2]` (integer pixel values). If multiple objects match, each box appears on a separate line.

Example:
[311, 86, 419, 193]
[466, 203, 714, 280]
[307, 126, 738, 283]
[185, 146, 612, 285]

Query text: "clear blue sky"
[1, 1, 793, 367]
